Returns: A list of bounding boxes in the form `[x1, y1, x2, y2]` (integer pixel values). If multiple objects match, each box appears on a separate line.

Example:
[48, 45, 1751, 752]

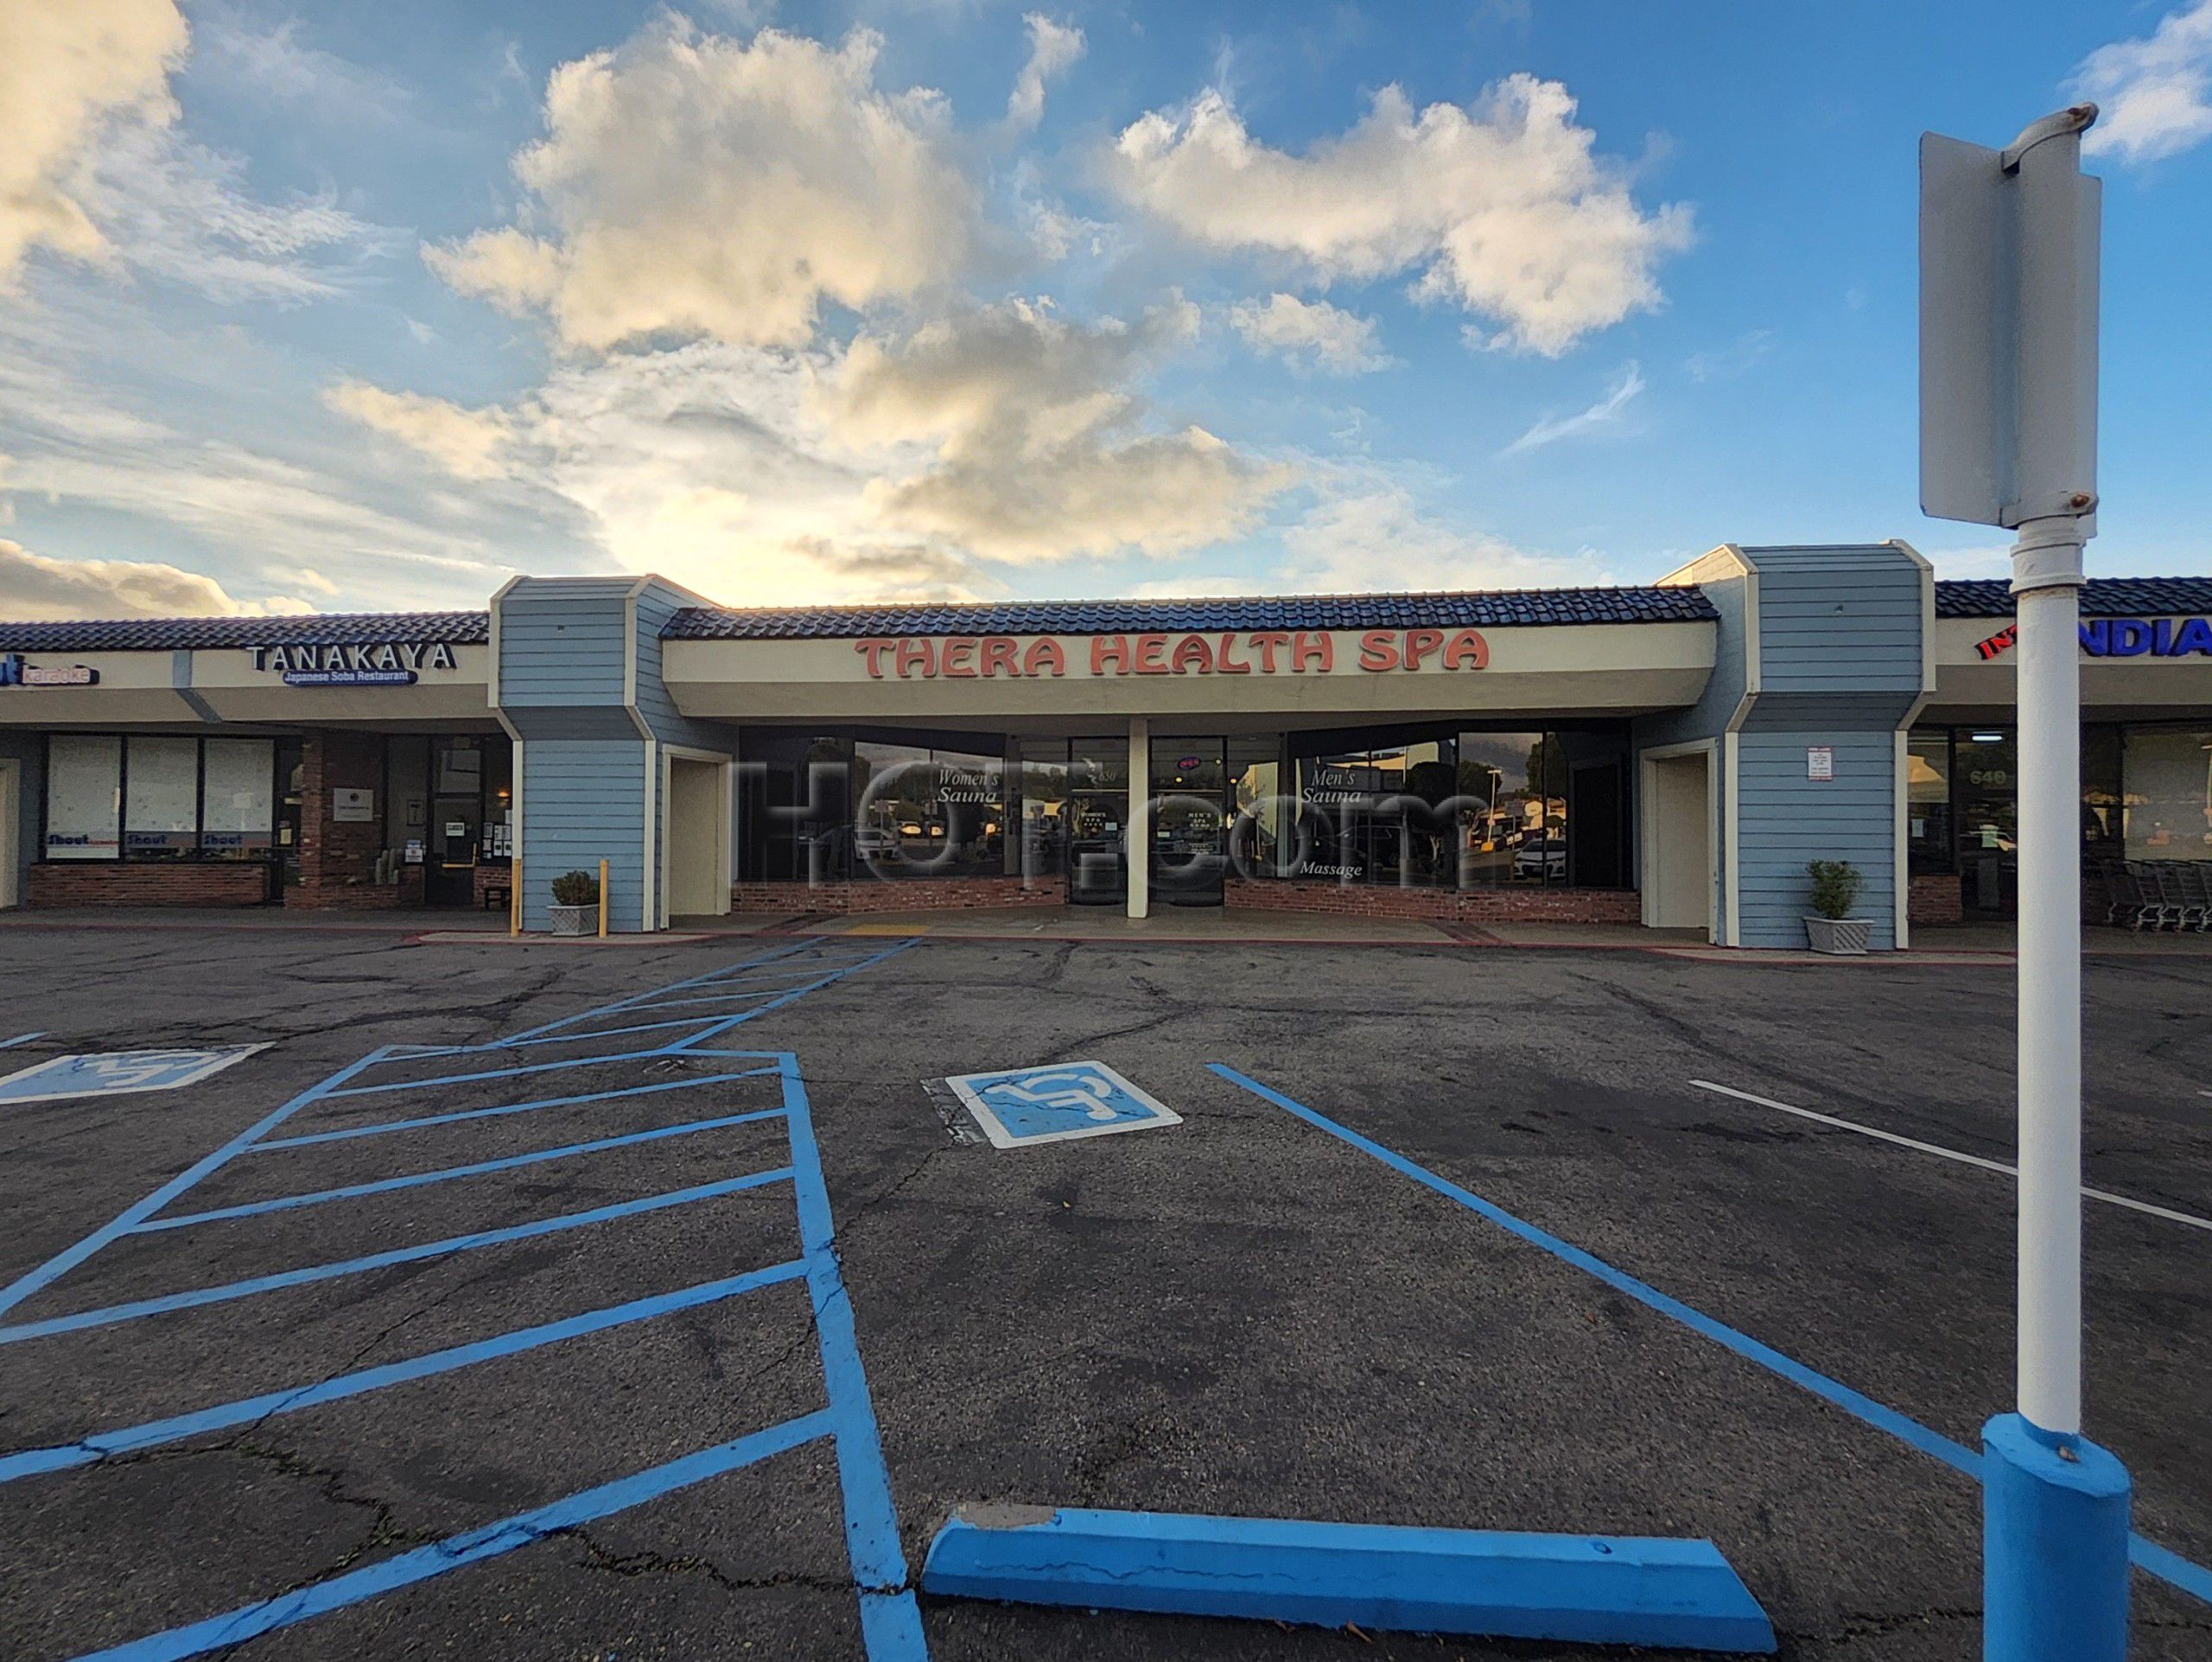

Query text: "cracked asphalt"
[1, 927, 2208, 1660]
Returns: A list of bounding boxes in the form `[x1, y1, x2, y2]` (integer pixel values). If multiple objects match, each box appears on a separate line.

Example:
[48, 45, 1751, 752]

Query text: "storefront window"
[124, 735, 200, 858]
[2122, 728, 2212, 860]
[1455, 731, 1553, 886]
[1906, 730, 1952, 874]
[45, 735, 121, 860]
[1017, 738, 1128, 881]
[1954, 730, 2017, 914]
[853, 741, 1004, 877]
[2081, 727, 2123, 860]
[200, 738, 276, 858]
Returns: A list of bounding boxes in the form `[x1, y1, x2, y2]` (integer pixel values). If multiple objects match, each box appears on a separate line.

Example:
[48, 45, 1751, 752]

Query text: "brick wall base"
[732, 876, 1067, 914]
[28, 863, 273, 907]
[1224, 876, 1643, 925]
[1909, 873, 1964, 927]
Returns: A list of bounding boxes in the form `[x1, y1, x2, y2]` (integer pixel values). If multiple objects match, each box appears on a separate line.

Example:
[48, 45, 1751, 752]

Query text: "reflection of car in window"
[855, 828, 896, 857]
[1513, 843, 1566, 878]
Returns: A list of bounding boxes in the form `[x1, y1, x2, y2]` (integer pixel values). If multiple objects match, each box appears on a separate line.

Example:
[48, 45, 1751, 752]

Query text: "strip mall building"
[2, 542, 2209, 947]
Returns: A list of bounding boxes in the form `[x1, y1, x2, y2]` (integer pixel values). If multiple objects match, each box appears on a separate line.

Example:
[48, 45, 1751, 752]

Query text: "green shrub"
[1806, 860, 1864, 920]
[550, 869, 600, 908]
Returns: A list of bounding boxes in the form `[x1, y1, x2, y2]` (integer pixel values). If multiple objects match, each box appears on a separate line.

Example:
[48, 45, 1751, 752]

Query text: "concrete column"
[1126, 715, 1149, 919]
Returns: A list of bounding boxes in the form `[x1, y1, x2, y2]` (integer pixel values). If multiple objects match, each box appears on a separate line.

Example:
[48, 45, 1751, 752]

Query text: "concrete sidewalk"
[0, 905, 505, 934]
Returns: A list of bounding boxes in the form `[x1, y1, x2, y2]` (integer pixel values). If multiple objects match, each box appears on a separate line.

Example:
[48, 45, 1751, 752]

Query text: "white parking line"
[1688, 1080, 2212, 1237]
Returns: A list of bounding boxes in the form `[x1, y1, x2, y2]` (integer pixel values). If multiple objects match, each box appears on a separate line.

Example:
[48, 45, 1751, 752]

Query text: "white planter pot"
[1804, 915, 1872, 956]
[548, 903, 594, 937]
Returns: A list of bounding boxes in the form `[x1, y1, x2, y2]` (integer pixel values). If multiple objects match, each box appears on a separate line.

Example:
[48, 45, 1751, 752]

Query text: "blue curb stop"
[1983, 1413, 2131, 1662]
[920, 1504, 1778, 1653]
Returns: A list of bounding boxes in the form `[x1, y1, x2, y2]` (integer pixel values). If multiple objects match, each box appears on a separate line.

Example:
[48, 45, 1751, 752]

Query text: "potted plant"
[548, 869, 599, 936]
[1804, 860, 1871, 955]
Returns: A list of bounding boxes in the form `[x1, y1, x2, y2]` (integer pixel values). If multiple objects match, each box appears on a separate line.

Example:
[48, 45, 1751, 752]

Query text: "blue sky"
[2, 0, 2208, 619]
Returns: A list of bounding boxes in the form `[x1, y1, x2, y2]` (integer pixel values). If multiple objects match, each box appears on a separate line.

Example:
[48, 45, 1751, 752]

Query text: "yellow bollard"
[510, 855, 522, 938]
[597, 858, 609, 939]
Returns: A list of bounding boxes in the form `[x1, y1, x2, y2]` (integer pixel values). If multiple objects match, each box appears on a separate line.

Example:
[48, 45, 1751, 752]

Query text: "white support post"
[1923, 103, 2132, 1661]
[1126, 715, 1149, 920]
[2010, 521, 2084, 1436]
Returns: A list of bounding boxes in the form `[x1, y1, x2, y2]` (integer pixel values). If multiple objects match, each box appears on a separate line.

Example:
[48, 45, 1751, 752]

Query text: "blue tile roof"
[1936, 577, 2212, 619]
[0, 611, 489, 653]
[661, 585, 1720, 640]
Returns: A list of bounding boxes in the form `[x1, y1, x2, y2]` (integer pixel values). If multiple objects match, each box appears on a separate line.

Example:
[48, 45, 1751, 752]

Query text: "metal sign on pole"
[1921, 104, 2130, 1662]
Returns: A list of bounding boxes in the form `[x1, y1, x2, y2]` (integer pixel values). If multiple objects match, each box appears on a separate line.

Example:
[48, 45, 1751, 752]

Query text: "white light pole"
[1922, 105, 2130, 1661]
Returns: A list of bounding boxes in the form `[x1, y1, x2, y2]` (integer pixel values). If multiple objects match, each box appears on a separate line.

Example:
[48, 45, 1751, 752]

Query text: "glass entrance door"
[426, 739, 485, 907]
[1150, 738, 1228, 907]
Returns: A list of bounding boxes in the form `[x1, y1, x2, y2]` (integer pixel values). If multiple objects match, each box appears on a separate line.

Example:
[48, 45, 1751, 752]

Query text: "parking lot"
[1, 925, 2207, 1659]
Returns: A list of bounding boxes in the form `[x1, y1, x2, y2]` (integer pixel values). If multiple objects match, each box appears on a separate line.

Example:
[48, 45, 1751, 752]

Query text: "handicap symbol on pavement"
[944, 1060, 1180, 1150]
[0, 1044, 270, 1107]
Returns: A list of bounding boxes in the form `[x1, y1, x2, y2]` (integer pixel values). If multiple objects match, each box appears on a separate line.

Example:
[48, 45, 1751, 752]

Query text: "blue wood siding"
[1734, 729, 1897, 949]
[1740, 545, 1925, 697]
[496, 580, 632, 714]
[518, 740, 645, 931]
[1635, 574, 1745, 752]
[494, 576, 732, 928]
[631, 581, 734, 753]
[1723, 545, 1927, 948]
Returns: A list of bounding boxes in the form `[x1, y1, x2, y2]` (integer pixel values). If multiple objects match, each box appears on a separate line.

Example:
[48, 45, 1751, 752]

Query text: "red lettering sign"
[847, 628, 1486, 679]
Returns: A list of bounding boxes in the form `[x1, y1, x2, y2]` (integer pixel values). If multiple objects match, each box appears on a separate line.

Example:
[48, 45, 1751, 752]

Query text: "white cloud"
[0, 285, 529, 606]
[427, 20, 983, 349]
[0, 0, 188, 279]
[1110, 76, 1693, 356]
[323, 382, 512, 480]
[188, 3, 410, 123]
[0, 536, 311, 618]
[1499, 361, 1644, 455]
[1229, 293, 1391, 374]
[1007, 14, 1084, 131]
[817, 296, 1294, 563]
[2074, 1, 2212, 164]
[306, 295, 1295, 598]
[1281, 477, 1611, 592]
[70, 119, 380, 302]
[1683, 328, 1772, 382]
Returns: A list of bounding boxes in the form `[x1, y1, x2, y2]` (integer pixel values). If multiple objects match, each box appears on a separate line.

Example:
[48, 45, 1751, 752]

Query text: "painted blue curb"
[919, 1505, 1778, 1653]
[1984, 1414, 2130, 1662]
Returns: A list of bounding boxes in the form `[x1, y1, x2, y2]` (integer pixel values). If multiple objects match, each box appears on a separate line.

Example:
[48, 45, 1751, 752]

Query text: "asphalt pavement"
[0, 927, 2206, 1660]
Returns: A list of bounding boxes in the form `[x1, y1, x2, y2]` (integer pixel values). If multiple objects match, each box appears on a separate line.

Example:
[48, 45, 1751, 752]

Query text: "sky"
[2, 0, 2209, 621]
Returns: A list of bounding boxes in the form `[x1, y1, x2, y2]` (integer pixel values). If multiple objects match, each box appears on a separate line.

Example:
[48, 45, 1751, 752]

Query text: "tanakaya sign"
[246, 641, 460, 686]
[1974, 616, 2212, 662]
[853, 628, 1490, 680]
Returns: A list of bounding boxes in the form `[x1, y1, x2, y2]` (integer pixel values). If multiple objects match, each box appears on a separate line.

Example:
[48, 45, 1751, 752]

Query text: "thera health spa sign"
[246, 641, 460, 686]
[854, 628, 1491, 680]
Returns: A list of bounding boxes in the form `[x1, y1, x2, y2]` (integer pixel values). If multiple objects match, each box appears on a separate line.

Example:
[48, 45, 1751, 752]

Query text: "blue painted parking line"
[1211, 1063, 2212, 1611]
[245, 1067, 783, 1150]
[0, 1044, 398, 1323]
[0, 1260, 810, 1486]
[70, 1408, 842, 1662]
[493, 942, 820, 1043]
[0, 1030, 47, 1050]
[780, 1055, 931, 1657]
[321, 1040, 724, 1097]
[0, 1168, 797, 1346]
[137, 1108, 793, 1231]
[9, 939, 929, 1662]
